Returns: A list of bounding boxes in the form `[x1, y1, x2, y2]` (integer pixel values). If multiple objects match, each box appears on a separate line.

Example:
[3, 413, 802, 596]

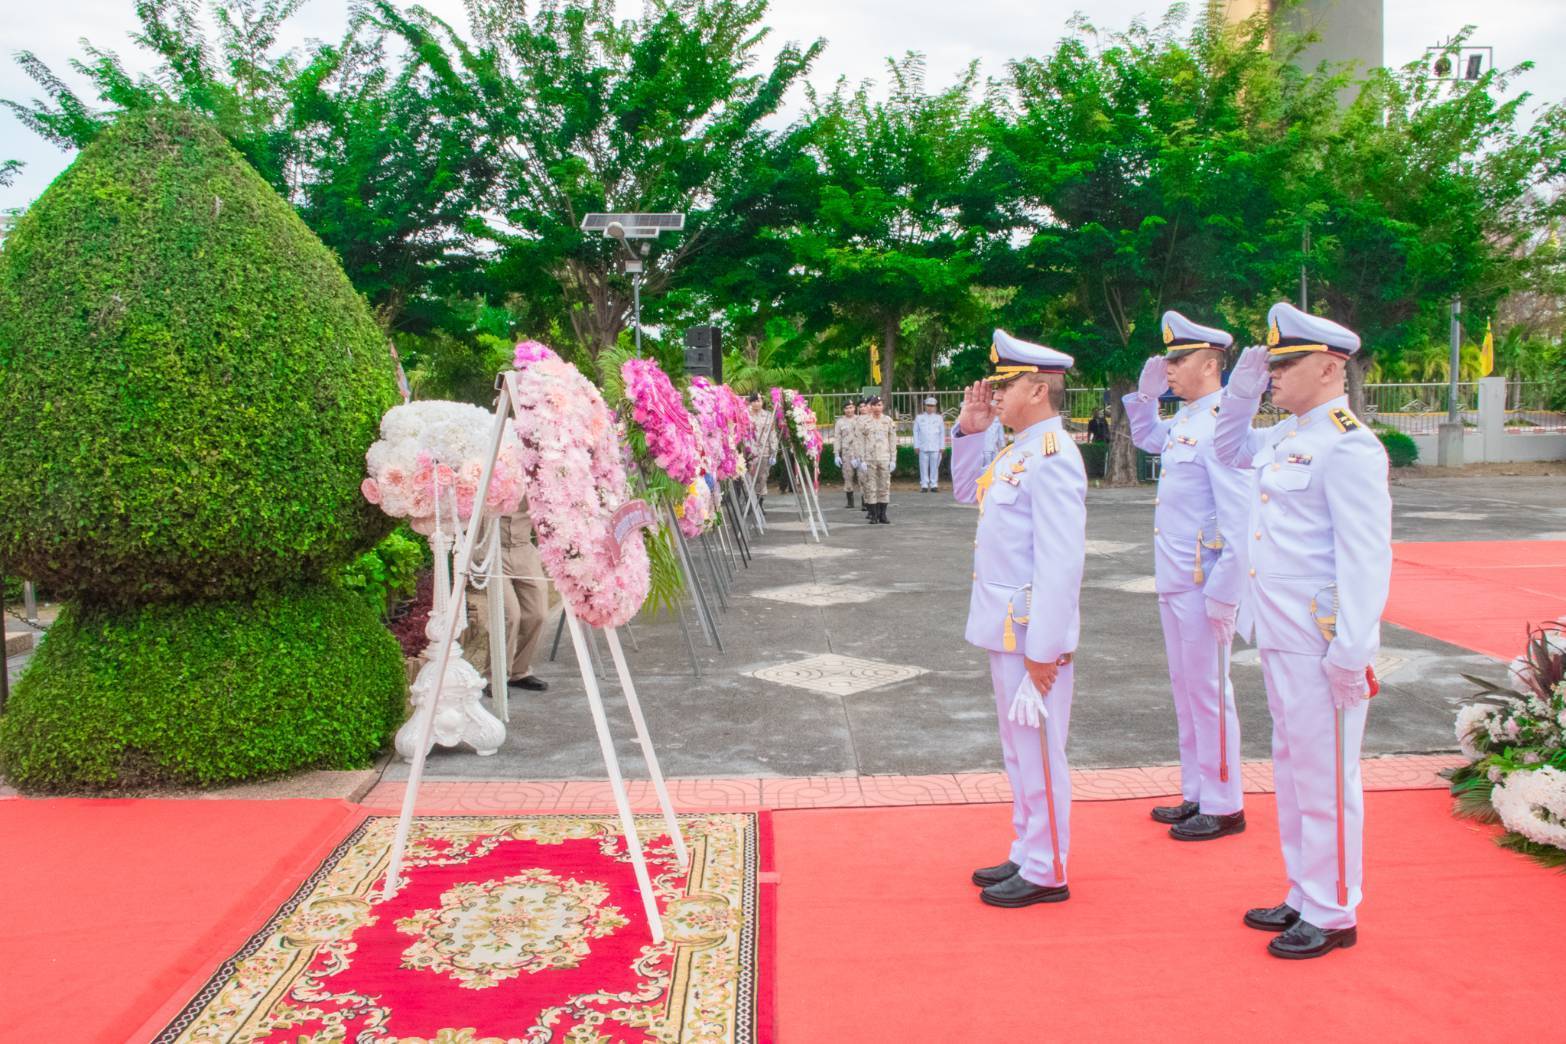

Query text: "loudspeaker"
[683, 325, 722, 382]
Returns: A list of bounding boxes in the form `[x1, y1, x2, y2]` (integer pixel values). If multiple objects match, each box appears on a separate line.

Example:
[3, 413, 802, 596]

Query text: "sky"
[2, 0, 1563, 211]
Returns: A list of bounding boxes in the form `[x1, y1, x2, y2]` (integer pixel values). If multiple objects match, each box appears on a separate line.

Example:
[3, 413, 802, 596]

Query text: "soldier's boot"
[879, 502, 892, 524]
[866, 502, 879, 524]
[846, 491, 854, 508]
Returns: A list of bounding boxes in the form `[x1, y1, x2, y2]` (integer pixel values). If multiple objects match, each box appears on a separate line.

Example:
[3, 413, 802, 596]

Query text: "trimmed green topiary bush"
[1375, 426, 1419, 468]
[0, 105, 407, 790]
[0, 586, 406, 790]
[0, 105, 396, 604]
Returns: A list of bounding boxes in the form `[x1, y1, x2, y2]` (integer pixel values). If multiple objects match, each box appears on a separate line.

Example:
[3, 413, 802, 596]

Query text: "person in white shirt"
[1211, 301, 1392, 961]
[1123, 311, 1253, 842]
[913, 396, 948, 491]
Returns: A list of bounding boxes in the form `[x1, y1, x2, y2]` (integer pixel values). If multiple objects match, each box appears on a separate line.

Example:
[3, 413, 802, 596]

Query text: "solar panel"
[581, 212, 686, 238]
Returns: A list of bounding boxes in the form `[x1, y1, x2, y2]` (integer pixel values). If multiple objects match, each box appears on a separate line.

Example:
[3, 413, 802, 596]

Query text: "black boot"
[878, 502, 891, 524]
[866, 502, 879, 524]
[846, 491, 854, 508]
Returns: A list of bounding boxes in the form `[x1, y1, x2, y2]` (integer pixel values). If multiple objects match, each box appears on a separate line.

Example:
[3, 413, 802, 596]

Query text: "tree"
[5, 0, 500, 328]
[981, 9, 1329, 482]
[786, 55, 989, 400]
[1302, 35, 1566, 412]
[445, 0, 822, 357]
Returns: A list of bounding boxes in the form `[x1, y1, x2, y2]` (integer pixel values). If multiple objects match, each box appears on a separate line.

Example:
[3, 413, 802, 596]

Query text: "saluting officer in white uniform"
[952, 331, 1086, 909]
[1124, 312, 1253, 840]
[1211, 302, 1391, 960]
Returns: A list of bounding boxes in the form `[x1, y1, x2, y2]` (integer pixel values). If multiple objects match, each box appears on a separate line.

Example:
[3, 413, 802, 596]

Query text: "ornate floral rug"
[156, 812, 772, 1043]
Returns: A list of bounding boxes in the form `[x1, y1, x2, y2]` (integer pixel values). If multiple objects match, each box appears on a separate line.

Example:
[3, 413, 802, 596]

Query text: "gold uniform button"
[1254, 531, 1262, 540]
[1153, 498, 1160, 505]
[1288, 431, 1299, 439]
[972, 572, 977, 580]
[1154, 527, 1160, 534]
[1261, 493, 1270, 503]
[1249, 568, 1256, 577]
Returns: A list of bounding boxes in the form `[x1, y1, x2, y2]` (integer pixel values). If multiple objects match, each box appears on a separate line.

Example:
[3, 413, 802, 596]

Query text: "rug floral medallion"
[157, 813, 768, 1043]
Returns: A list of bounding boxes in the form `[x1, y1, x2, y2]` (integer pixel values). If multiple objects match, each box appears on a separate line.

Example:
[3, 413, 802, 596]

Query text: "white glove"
[852, 458, 862, 470]
[1228, 345, 1270, 399]
[1206, 597, 1237, 647]
[1007, 676, 1047, 730]
[1324, 662, 1368, 710]
[1137, 356, 1170, 400]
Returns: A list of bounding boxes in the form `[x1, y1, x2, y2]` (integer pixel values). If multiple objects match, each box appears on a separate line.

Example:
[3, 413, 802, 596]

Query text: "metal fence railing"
[806, 381, 1563, 443]
[1501, 381, 1565, 434]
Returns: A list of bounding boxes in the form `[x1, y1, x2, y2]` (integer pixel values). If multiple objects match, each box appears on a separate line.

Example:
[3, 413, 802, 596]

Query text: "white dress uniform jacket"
[1212, 390, 1392, 930]
[1124, 387, 1254, 815]
[953, 415, 1086, 885]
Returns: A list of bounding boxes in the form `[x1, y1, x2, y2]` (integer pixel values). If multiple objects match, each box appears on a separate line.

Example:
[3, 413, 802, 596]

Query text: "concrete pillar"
[1437, 422, 1465, 468]
[1478, 376, 1506, 464]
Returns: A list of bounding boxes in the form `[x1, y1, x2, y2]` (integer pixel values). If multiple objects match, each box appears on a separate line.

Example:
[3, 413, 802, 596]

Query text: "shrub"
[340, 526, 429, 618]
[0, 105, 398, 605]
[0, 586, 407, 791]
[1375, 426, 1419, 468]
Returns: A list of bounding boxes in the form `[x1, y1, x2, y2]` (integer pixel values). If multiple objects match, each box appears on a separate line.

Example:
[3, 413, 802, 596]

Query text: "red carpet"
[156, 812, 771, 1042]
[773, 791, 1566, 1041]
[1385, 539, 1566, 659]
[0, 798, 363, 1044]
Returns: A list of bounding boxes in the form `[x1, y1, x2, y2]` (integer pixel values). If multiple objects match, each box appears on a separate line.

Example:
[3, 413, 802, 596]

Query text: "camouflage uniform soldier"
[860, 395, 898, 524]
[834, 401, 863, 508]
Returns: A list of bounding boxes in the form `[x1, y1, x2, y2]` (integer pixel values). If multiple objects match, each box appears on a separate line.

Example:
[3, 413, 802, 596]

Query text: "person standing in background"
[834, 400, 863, 509]
[914, 396, 948, 492]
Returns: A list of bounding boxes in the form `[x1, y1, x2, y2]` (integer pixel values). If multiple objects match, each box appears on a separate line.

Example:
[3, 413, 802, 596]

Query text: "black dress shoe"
[1267, 919, 1357, 960]
[509, 675, 549, 692]
[1149, 799, 1200, 824]
[1169, 810, 1246, 841]
[983, 876, 1071, 907]
[980, 872, 1070, 908]
[1243, 902, 1301, 932]
[970, 859, 1020, 888]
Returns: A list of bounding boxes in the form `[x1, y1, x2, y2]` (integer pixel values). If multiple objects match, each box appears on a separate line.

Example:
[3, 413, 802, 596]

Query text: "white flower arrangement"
[1490, 766, 1566, 850]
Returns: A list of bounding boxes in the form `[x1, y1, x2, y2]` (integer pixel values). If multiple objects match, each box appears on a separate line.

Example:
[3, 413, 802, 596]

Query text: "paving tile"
[747, 653, 928, 696]
[856, 774, 967, 805]
[954, 772, 1012, 803]
[761, 776, 866, 809]
[748, 582, 881, 607]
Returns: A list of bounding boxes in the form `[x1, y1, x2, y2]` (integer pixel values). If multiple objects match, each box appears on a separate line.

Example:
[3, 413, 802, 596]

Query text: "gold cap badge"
[1267, 320, 1281, 346]
[1162, 324, 1174, 345]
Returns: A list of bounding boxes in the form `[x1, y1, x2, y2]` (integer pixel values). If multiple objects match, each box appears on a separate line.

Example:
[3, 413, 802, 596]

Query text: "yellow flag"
[1480, 319, 1494, 377]
[869, 343, 882, 384]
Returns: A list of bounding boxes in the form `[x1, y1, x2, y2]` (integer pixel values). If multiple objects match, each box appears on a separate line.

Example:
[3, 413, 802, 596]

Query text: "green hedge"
[0, 105, 397, 605]
[1375, 426, 1419, 468]
[0, 586, 406, 791]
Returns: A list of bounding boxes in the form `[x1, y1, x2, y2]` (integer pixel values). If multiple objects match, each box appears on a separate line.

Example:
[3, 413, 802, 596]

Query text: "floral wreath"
[688, 377, 752, 481]
[622, 357, 701, 485]
[509, 340, 649, 628]
[363, 401, 526, 536]
[777, 387, 823, 463]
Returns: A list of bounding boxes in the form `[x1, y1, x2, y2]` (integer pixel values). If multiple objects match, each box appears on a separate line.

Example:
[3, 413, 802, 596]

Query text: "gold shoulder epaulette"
[1043, 431, 1059, 456]
[1330, 408, 1360, 433]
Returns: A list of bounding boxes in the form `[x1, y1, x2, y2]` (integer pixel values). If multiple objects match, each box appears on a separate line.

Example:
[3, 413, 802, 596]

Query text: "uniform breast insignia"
[1043, 432, 1059, 456]
[1330, 408, 1360, 433]
[1286, 453, 1313, 466]
[974, 445, 1014, 509]
[1175, 434, 1198, 446]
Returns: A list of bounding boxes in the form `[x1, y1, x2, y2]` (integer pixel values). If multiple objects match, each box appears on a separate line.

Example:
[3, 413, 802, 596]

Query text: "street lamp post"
[580, 212, 686, 358]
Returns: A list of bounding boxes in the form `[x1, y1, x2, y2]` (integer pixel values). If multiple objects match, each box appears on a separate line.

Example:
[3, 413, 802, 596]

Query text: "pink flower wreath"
[509, 340, 649, 628]
[621, 357, 701, 484]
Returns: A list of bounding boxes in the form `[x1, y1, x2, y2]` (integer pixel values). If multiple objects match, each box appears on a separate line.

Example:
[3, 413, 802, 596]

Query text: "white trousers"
[989, 652, 1074, 886]
[919, 450, 941, 489]
[1260, 649, 1368, 930]
[1157, 589, 1243, 815]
